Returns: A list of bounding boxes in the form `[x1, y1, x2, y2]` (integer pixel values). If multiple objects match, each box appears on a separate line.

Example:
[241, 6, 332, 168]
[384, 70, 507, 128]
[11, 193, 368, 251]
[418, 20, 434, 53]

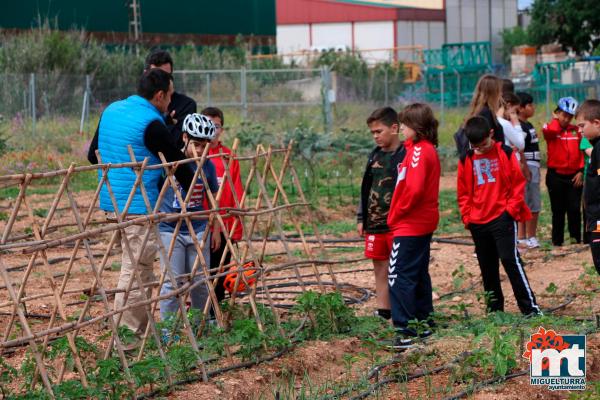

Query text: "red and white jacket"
[457, 142, 531, 227]
[208, 143, 244, 241]
[542, 119, 583, 175]
[387, 138, 440, 236]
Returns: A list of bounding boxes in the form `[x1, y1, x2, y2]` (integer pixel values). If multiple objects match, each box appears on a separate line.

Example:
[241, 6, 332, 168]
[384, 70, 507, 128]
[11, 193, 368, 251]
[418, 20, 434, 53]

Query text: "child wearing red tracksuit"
[543, 97, 584, 246]
[386, 103, 440, 349]
[202, 107, 244, 303]
[458, 116, 541, 316]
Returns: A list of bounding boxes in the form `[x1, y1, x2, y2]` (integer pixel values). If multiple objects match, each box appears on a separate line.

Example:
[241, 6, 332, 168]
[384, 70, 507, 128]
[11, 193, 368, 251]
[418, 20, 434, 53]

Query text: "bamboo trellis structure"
[0, 141, 363, 398]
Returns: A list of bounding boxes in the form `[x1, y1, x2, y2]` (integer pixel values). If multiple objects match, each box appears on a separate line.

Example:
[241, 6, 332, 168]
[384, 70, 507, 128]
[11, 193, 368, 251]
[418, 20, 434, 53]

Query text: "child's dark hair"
[502, 78, 515, 94]
[137, 69, 172, 100]
[577, 99, 600, 122]
[145, 48, 174, 71]
[366, 107, 398, 127]
[201, 107, 224, 126]
[516, 91, 534, 107]
[399, 103, 439, 146]
[502, 91, 520, 107]
[464, 116, 492, 144]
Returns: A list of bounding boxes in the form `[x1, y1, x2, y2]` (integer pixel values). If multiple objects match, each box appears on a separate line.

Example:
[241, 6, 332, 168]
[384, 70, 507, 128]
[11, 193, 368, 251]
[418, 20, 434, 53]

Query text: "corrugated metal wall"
[277, 0, 518, 64]
[445, 0, 518, 62]
[1, 0, 275, 37]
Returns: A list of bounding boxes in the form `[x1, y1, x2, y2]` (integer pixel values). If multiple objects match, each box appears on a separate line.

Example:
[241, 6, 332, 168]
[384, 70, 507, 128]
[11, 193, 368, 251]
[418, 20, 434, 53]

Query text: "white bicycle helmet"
[557, 97, 578, 115]
[183, 113, 216, 140]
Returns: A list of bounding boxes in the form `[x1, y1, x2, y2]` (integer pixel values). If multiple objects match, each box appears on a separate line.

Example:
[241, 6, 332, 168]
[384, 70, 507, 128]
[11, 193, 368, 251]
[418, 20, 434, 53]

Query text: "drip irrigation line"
[4, 250, 118, 273]
[137, 346, 294, 400]
[0, 311, 52, 319]
[263, 267, 373, 282]
[251, 236, 473, 246]
[324, 351, 471, 400]
[441, 370, 528, 400]
[139, 316, 310, 399]
[437, 281, 480, 300]
[543, 295, 575, 313]
[344, 362, 450, 400]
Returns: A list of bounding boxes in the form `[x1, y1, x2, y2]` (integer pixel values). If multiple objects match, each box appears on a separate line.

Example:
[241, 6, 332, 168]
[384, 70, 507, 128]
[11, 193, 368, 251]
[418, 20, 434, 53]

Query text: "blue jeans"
[159, 229, 211, 321]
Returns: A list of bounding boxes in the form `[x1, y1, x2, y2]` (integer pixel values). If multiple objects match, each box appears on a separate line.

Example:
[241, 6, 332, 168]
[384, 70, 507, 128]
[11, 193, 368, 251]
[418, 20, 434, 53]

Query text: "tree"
[500, 26, 530, 64]
[528, 0, 600, 54]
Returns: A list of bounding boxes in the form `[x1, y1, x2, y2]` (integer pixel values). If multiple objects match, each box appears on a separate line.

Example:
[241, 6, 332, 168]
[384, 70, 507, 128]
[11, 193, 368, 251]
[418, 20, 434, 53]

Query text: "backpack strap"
[500, 144, 513, 159]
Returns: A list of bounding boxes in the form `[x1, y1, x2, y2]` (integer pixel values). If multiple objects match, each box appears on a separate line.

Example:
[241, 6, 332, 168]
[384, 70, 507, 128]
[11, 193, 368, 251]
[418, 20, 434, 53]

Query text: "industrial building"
[276, 0, 518, 63]
[0, 0, 276, 47]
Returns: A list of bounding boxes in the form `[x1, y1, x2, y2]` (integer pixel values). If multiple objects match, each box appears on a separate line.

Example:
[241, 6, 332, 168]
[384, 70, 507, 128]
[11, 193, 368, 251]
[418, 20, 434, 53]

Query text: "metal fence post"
[439, 70, 445, 128]
[240, 68, 247, 118]
[206, 73, 211, 106]
[384, 68, 389, 105]
[321, 66, 333, 133]
[79, 74, 91, 135]
[29, 73, 36, 136]
[545, 65, 551, 120]
[454, 68, 461, 108]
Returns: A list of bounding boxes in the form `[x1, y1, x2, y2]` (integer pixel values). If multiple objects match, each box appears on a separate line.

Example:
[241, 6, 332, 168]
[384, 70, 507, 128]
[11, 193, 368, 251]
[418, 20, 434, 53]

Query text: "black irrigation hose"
[441, 370, 528, 400]
[4, 250, 118, 273]
[250, 281, 372, 305]
[252, 236, 474, 246]
[543, 295, 576, 313]
[321, 352, 471, 400]
[346, 363, 452, 400]
[262, 268, 374, 282]
[437, 281, 480, 301]
[138, 317, 311, 399]
[137, 346, 294, 400]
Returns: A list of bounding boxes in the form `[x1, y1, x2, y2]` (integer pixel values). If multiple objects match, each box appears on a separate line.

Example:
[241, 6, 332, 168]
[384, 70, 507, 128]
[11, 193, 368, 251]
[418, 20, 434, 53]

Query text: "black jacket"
[167, 91, 197, 149]
[584, 137, 600, 232]
[356, 144, 406, 232]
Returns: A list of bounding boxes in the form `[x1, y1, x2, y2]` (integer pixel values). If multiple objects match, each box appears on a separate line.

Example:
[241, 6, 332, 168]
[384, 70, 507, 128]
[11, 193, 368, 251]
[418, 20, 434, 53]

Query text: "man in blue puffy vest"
[88, 69, 195, 338]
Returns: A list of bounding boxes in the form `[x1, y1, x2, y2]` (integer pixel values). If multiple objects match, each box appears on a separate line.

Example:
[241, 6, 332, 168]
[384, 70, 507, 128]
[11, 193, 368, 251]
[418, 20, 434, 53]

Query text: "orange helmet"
[223, 261, 257, 293]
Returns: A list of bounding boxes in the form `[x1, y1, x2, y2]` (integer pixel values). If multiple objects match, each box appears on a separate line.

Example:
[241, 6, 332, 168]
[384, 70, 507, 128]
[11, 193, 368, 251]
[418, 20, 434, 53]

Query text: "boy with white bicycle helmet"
[542, 97, 585, 246]
[158, 113, 220, 324]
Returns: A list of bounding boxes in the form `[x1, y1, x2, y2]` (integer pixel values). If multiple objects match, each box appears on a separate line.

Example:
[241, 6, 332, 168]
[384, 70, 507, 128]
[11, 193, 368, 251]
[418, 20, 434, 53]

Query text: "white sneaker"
[517, 239, 528, 248]
[527, 237, 540, 249]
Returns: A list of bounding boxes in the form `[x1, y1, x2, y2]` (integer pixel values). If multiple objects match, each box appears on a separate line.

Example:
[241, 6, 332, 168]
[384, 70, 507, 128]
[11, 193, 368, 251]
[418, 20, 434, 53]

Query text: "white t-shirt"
[497, 116, 526, 159]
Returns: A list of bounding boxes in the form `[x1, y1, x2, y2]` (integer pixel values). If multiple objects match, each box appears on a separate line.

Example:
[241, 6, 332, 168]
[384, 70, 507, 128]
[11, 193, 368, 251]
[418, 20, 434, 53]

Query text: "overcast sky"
[518, 0, 534, 9]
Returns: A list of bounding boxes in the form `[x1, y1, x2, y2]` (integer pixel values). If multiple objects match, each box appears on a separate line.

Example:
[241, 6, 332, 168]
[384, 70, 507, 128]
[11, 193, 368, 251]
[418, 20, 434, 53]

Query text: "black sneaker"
[418, 329, 433, 339]
[385, 335, 415, 351]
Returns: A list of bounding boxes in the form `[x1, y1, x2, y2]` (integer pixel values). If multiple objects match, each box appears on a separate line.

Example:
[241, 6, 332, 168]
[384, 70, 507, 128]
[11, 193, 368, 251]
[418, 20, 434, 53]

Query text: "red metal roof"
[277, 0, 445, 24]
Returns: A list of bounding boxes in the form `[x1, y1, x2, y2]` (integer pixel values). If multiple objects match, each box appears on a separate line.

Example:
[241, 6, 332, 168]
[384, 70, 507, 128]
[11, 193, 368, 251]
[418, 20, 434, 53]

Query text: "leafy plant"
[292, 291, 356, 339]
[166, 344, 198, 380]
[226, 318, 268, 361]
[451, 264, 473, 291]
[545, 282, 558, 294]
[0, 356, 17, 398]
[52, 379, 91, 400]
[91, 357, 133, 400]
[130, 356, 166, 391]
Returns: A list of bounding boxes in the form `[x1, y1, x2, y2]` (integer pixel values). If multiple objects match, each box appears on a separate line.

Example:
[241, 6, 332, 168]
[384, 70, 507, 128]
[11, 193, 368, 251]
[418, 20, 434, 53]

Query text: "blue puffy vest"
[98, 95, 164, 214]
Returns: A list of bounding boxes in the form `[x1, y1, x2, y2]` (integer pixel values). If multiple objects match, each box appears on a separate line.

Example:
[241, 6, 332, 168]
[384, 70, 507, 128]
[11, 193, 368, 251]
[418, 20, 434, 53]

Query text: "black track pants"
[546, 169, 582, 245]
[469, 212, 541, 315]
[388, 234, 433, 331]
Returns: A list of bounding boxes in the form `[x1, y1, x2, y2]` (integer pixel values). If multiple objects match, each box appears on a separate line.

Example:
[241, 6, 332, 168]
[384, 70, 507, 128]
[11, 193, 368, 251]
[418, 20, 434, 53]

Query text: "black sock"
[377, 309, 391, 320]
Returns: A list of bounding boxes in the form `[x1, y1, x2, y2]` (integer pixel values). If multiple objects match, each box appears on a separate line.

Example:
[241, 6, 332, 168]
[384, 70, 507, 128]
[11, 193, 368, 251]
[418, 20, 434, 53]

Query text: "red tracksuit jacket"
[542, 119, 583, 175]
[387, 138, 440, 236]
[208, 143, 244, 241]
[457, 142, 531, 227]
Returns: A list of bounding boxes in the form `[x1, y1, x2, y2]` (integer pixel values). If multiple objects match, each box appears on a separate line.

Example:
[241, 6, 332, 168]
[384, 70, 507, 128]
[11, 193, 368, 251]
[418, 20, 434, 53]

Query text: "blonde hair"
[466, 74, 502, 122]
